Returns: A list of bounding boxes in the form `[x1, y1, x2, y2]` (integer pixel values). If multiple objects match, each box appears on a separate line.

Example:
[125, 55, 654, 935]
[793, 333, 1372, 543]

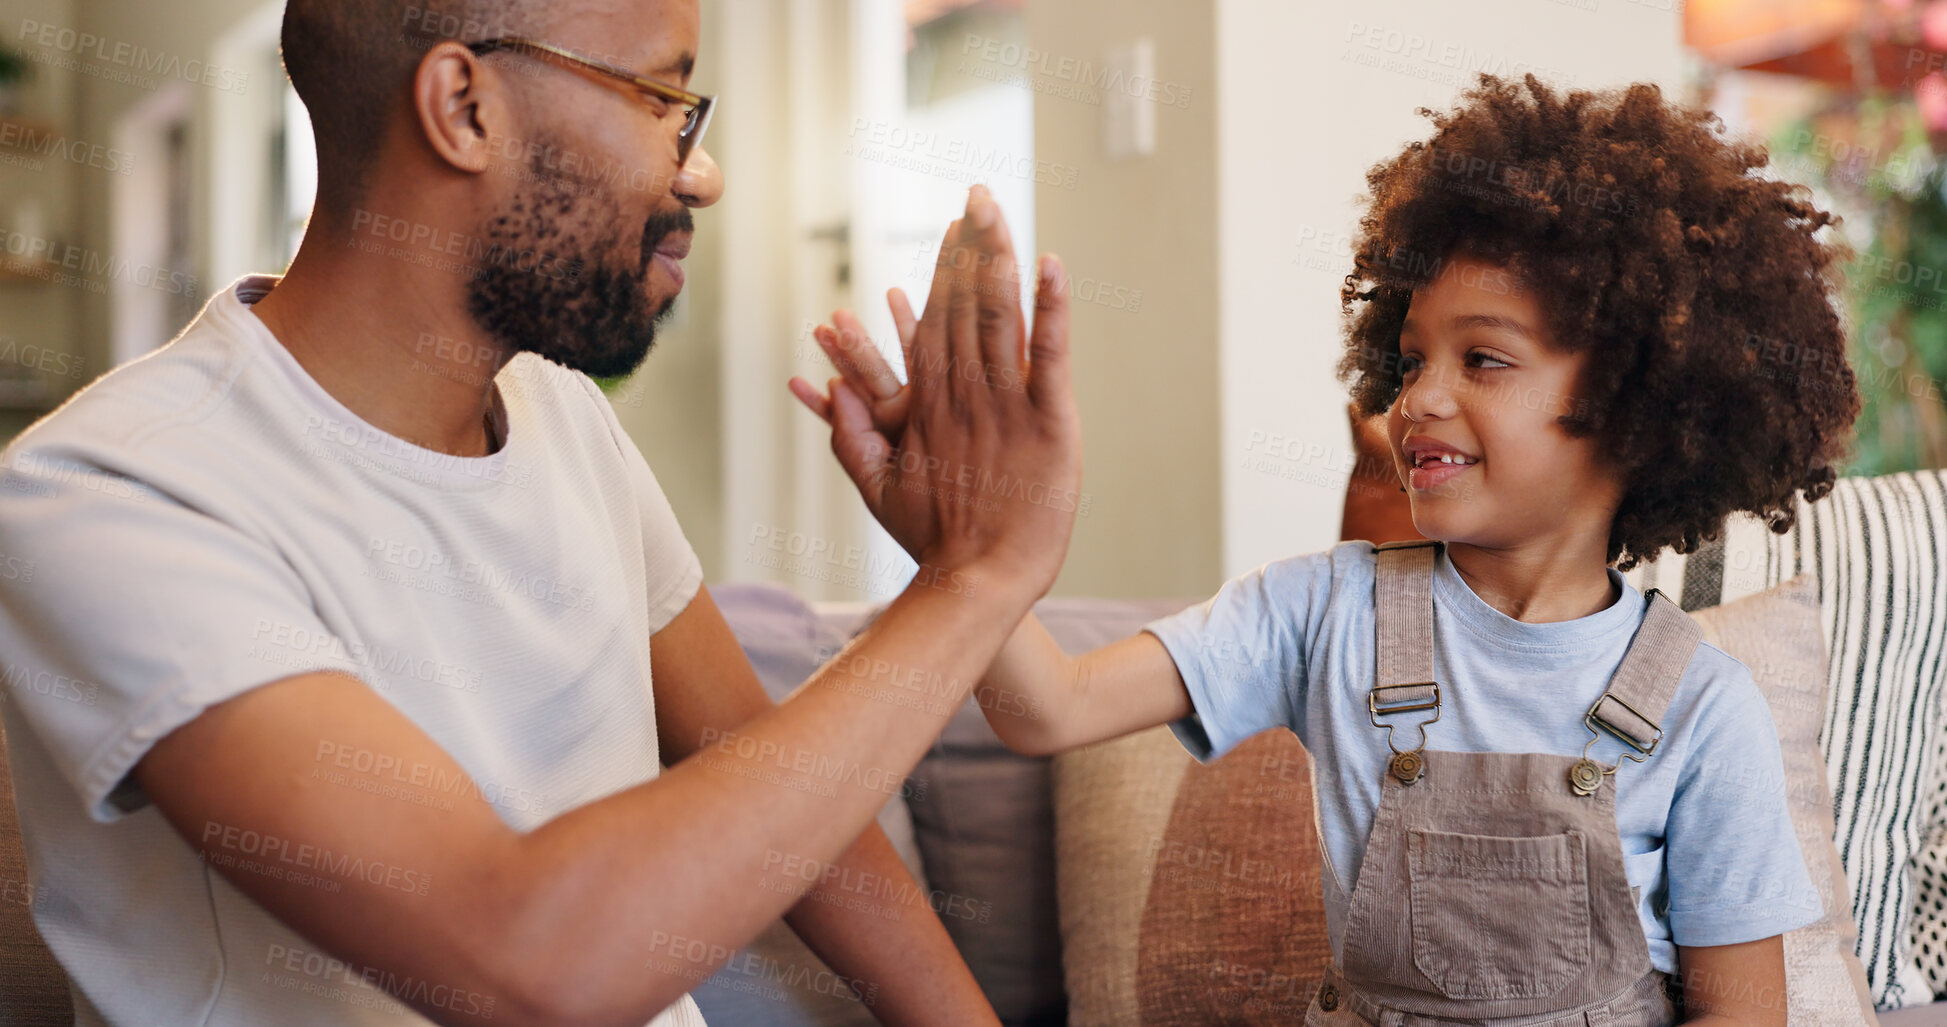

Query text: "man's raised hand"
[790, 185, 1080, 597]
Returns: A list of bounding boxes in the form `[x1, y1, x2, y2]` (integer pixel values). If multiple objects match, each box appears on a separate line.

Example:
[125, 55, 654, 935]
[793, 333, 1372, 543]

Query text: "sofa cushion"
[1624, 470, 1947, 1009]
[812, 599, 1067, 1025]
[902, 751, 1064, 1026]
[1920, 833, 1947, 1003]
[691, 584, 925, 1027]
[1052, 726, 1331, 1026]
[0, 697, 72, 1027]
[817, 594, 1188, 1026]
[1690, 574, 1876, 1024]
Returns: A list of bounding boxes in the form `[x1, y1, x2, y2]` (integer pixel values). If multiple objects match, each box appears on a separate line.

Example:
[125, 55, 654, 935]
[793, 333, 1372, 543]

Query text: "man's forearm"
[493, 574, 1034, 1025]
[782, 823, 997, 1026]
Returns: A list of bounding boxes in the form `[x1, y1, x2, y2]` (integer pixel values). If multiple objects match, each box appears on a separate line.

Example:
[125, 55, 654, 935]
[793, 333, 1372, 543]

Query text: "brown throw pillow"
[1688, 573, 1877, 1025]
[1054, 726, 1330, 1026]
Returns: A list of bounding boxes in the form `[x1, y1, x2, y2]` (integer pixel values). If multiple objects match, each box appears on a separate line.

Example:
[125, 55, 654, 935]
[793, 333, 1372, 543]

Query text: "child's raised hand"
[787, 291, 919, 445]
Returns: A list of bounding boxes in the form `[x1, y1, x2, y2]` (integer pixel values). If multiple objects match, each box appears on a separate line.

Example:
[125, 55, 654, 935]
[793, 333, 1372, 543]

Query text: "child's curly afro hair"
[1336, 74, 1862, 571]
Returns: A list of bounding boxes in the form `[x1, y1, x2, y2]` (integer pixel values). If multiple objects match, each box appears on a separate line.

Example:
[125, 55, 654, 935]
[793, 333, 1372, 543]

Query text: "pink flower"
[1924, 0, 1947, 49]
[1918, 71, 1947, 131]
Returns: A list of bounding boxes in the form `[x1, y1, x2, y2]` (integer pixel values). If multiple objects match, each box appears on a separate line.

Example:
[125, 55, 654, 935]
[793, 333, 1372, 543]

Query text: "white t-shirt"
[0, 276, 708, 1026]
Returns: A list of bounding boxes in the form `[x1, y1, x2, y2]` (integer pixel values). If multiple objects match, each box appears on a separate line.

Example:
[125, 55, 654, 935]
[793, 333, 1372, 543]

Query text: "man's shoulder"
[3, 289, 260, 478]
[497, 352, 606, 414]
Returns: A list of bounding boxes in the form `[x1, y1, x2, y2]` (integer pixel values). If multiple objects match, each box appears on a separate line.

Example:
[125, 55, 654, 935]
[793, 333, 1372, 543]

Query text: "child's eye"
[1467, 352, 1510, 370]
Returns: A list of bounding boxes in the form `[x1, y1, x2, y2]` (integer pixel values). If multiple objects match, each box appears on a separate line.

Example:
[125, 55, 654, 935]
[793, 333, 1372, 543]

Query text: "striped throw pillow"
[1623, 470, 1947, 1010]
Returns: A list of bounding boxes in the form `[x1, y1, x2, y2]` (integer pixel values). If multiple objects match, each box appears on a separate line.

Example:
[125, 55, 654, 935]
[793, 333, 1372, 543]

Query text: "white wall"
[0, 0, 81, 441]
[11, 0, 1688, 601]
[1027, 0, 1683, 597]
[1026, 0, 1223, 600]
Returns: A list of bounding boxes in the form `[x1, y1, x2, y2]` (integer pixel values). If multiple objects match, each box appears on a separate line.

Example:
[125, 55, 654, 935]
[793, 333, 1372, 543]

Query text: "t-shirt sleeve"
[0, 450, 363, 823]
[1141, 551, 1327, 763]
[1662, 664, 1824, 946]
[582, 377, 704, 635]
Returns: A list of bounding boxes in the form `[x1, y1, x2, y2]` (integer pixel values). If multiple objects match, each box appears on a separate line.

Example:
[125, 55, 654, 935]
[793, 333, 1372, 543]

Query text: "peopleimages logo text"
[16, 20, 250, 94]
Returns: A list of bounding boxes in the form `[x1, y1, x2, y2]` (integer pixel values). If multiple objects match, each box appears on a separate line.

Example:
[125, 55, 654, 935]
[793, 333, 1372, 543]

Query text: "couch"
[688, 471, 1947, 1026]
[5, 472, 1947, 1026]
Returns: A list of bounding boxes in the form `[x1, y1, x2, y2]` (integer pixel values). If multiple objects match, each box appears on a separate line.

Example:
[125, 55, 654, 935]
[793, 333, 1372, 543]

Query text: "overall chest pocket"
[1406, 827, 1592, 1000]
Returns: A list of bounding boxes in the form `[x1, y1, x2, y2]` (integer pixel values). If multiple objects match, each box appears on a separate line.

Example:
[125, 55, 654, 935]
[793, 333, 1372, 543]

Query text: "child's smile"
[1403, 438, 1480, 492]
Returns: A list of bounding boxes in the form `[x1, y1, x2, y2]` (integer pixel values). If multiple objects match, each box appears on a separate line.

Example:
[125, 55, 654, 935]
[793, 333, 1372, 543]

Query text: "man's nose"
[674, 146, 723, 208]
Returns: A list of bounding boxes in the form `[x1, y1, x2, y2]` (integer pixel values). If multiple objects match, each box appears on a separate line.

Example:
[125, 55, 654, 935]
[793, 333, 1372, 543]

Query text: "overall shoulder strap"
[1372, 540, 1439, 709]
[1586, 588, 1703, 756]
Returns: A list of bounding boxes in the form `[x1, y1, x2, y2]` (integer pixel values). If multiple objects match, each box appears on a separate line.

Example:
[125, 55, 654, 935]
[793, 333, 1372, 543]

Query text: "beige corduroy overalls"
[1304, 539, 1703, 1027]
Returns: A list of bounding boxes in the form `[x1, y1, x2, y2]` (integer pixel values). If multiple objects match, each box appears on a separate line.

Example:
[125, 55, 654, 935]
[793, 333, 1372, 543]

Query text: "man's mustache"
[639, 210, 696, 271]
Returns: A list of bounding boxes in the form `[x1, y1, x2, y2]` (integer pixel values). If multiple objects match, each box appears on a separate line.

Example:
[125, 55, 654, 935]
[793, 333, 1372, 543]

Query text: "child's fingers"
[812, 325, 878, 410]
[830, 310, 904, 401]
[1027, 254, 1073, 413]
[787, 375, 834, 424]
[828, 381, 893, 516]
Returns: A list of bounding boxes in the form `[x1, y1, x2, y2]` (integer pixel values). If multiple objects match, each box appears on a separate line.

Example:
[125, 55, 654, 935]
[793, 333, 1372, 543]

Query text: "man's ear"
[412, 41, 499, 175]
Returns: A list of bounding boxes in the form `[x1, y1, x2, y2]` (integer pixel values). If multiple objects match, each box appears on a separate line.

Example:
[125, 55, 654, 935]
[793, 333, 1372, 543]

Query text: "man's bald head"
[281, 0, 540, 212]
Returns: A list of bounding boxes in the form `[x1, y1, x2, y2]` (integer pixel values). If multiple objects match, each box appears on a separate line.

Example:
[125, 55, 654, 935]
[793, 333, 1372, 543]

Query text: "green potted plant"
[0, 46, 31, 117]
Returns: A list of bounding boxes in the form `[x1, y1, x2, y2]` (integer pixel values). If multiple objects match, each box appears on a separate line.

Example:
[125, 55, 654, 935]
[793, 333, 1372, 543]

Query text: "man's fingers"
[965, 186, 1026, 380]
[887, 288, 918, 369]
[1027, 254, 1073, 411]
[944, 197, 986, 394]
[787, 376, 834, 425]
[922, 219, 966, 326]
[829, 310, 904, 401]
[910, 219, 965, 424]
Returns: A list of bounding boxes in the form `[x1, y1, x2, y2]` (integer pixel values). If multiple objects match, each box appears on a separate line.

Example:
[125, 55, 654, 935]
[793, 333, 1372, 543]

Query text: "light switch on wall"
[1103, 38, 1157, 159]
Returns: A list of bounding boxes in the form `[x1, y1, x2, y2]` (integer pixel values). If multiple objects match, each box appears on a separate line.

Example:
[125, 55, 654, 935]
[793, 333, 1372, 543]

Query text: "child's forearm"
[976, 616, 1194, 756]
[975, 612, 1081, 756]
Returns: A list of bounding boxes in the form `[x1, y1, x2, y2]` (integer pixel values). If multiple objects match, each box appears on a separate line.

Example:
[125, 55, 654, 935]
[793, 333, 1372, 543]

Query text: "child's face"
[1385, 255, 1625, 552]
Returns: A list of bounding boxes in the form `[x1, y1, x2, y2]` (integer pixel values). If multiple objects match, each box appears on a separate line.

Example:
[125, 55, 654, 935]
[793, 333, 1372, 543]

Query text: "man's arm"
[134, 188, 1075, 1027]
[650, 584, 997, 1025]
[1674, 936, 1788, 1026]
[137, 580, 1023, 1027]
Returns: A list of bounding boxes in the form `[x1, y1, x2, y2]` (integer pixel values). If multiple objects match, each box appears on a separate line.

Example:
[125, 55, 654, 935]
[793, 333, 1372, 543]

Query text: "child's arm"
[1673, 936, 1787, 1026]
[973, 614, 1193, 756]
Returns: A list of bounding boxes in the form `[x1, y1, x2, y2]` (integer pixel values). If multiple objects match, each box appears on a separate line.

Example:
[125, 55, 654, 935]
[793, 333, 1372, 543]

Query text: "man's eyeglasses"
[465, 37, 716, 167]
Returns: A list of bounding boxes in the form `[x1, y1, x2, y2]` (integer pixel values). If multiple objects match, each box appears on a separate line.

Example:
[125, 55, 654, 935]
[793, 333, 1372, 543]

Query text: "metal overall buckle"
[1568, 587, 1670, 796]
[1570, 689, 1663, 796]
[1369, 681, 1440, 784]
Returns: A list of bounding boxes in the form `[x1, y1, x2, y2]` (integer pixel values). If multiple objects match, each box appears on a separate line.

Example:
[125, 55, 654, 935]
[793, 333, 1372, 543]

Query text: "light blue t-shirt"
[1144, 540, 1821, 975]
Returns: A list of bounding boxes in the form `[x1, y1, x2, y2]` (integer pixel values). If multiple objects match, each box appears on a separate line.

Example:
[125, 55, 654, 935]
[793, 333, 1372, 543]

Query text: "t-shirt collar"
[1429, 542, 1641, 651]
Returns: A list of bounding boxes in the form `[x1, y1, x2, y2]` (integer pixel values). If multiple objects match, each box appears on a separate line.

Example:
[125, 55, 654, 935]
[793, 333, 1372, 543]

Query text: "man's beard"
[466, 171, 692, 380]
